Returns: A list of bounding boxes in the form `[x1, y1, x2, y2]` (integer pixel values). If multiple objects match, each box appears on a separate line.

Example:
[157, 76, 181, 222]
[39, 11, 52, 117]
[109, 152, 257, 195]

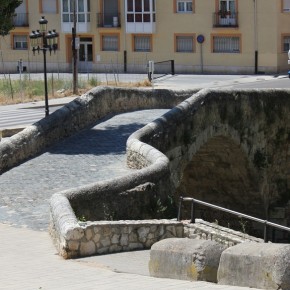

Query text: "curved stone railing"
[49, 130, 175, 258]
[0, 86, 195, 174]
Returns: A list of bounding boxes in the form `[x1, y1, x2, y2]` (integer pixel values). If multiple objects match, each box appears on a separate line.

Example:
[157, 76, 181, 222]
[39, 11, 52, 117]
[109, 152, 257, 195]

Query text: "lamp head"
[29, 31, 39, 48]
[39, 16, 48, 33]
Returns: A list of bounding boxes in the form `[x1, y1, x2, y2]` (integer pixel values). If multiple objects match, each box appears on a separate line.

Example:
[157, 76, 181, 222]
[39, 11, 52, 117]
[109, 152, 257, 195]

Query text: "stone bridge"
[143, 89, 290, 223]
[127, 88, 290, 233]
[0, 87, 289, 257]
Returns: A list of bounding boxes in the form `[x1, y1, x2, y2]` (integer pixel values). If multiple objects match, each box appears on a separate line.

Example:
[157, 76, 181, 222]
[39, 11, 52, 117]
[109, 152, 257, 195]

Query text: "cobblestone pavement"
[0, 109, 169, 231]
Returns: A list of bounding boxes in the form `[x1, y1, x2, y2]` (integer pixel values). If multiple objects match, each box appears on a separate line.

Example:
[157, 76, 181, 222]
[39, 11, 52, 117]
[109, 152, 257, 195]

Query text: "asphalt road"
[153, 74, 290, 90]
[1, 74, 290, 130]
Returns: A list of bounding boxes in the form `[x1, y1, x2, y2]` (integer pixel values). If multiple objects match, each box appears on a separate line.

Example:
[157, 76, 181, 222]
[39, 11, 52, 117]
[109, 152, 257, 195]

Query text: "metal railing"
[177, 196, 290, 243]
[213, 12, 238, 28]
[147, 59, 175, 82]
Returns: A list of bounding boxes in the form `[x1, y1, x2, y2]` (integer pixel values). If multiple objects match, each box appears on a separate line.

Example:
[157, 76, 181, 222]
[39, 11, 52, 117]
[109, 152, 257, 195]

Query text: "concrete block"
[218, 242, 290, 289]
[149, 238, 225, 282]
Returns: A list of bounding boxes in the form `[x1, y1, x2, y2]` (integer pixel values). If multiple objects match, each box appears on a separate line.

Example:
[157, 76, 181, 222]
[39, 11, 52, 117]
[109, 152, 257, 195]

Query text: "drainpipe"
[72, 0, 78, 94]
[123, 0, 127, 72]
[254, 0, 258, 74]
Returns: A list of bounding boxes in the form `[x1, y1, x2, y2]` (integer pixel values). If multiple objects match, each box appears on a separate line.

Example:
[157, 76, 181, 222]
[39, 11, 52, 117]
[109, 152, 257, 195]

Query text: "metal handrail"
[177, 196, 290, 243]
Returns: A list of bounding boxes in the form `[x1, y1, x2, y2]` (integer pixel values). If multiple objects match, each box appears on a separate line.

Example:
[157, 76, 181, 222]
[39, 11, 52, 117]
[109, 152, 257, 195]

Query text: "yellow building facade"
[1, 0, 290, 74]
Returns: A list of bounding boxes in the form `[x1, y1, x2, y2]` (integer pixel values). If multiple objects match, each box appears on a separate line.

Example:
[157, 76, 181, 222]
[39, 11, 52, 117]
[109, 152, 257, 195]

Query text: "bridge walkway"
[0, 109, 169, 231]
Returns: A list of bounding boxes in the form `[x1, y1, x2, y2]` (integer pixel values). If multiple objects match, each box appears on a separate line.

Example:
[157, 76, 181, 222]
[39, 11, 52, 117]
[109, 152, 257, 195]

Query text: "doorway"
[78, 37, 93, 73]
[103, 0, 119, 27]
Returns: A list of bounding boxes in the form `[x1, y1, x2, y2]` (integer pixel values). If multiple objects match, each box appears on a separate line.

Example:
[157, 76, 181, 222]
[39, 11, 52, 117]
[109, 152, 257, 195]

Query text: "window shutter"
[134, 36, 150, 51]
[103, 35, 118, 51]
[176, 36, 193, 52]
[213, 36, 240, 53]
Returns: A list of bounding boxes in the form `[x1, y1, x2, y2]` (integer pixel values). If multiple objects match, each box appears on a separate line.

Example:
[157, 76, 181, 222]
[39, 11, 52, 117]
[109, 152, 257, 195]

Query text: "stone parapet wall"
[50, 189, 261, 259]
[0, 87, 195, 174]
[50, 214, 184, 259]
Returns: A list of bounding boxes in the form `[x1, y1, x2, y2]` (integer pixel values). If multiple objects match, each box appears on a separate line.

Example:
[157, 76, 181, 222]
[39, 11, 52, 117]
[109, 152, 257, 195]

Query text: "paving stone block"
[218, 242, 290, 289]
[149, 238, 226, 282]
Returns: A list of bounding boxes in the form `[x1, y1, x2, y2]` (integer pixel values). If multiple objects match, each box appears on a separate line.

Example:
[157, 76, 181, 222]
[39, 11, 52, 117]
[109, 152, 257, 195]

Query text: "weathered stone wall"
[50, 190, 260, 259]
[0, 86, 194, 174]
[49, 193, 184, 258]
[126, 89, 290, 237]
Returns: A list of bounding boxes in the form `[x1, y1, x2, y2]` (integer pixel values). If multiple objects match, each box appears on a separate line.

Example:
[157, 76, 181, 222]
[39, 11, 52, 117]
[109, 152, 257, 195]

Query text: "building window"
[219, 0, 236, 16]
[283, 0, 290, 12]
[102, 35, 119, 51]
[176, 0, 193, 13]
[14, 0, 28, 26]
[216, 0, 237, 26]
[41, 0, 57, 13]
[213, 36, 240, 53]
[13, 35, 28, 50]
[175, 35, 195, 52]
[133, 35, 152, 52]
[126, 0, 156, 23]
[62, 0, 90, 23]
[283, 35, 290, 52]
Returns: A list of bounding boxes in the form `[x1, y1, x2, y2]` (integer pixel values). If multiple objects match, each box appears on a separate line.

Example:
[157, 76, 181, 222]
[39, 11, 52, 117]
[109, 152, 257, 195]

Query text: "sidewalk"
[0, 96, 77, 136]
[0, 95, 77, 112]
[0, 224, 261, 290]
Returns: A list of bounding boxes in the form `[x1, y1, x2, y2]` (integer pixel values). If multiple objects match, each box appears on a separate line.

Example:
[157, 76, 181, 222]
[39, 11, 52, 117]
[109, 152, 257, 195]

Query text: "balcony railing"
[213, 11, 238, 28]
[97, 13, 121, 28]
[13, 13, 29, 27]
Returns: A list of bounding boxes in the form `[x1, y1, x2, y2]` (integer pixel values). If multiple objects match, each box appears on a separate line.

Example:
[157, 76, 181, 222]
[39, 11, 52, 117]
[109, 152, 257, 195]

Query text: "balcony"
[97, 13, 121, 28]
[13, 13, 29, 27]
[213, 12, 238, 28]
[61, 13, 91, 33]
[125, 13, 156, 34]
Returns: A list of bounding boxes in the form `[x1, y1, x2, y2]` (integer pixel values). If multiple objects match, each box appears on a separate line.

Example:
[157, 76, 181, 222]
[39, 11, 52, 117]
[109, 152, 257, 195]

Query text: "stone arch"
[176, 134, 261, 218]
[158, 89, 290, 240]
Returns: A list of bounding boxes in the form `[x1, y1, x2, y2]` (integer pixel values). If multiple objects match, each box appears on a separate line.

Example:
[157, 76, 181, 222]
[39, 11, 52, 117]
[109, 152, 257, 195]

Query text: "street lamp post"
[29, 16, 58, 117]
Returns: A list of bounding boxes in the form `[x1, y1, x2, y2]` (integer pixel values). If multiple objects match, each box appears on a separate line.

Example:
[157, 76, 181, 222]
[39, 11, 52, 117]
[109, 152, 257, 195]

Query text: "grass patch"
[0, 75, 151, 105]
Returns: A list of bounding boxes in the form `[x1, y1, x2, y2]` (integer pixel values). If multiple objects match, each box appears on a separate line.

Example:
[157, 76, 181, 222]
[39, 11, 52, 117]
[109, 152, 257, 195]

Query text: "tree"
[0, 0, 23, 36]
